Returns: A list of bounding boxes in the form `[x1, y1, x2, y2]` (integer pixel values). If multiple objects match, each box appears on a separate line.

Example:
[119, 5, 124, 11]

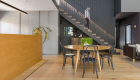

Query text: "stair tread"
[96, 36, 100, 38]
[68, 15, 72, 17]
[63, 11, 68, 14]
[84, 27, 88, 29]
[76, 22, 80, 23]
[80, 25, 84, 26]
[88, 29, 92, 32]
[92, 33, 96, 35]
[72, 18, 76, 20]
[104, 42, 108, 44]
[100, 39, 104, 41]
[59, 8, 64, 11]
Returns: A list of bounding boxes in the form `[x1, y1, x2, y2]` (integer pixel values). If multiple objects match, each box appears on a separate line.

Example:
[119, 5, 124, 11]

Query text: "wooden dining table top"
[65, 45, 110, 50]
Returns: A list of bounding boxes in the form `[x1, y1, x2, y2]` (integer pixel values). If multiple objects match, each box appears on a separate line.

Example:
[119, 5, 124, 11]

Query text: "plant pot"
[35, 30, 42, 35]
[84, 41, 90, 46]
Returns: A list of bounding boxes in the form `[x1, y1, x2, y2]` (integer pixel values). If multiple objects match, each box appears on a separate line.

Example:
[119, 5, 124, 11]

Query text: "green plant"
[80, 37, 93, 46]
[32, 26, 52, 44]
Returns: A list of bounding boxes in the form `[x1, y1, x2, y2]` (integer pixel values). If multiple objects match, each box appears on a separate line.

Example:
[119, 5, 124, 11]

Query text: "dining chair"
[82, 45, 98, 78]
[60, 42, 75, 69]
[79, 50, 90, 64]
[100, 44, 115, 70]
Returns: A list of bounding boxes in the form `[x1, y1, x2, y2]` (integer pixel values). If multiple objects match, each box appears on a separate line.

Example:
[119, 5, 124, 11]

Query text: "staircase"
[53, 0, 119, 54]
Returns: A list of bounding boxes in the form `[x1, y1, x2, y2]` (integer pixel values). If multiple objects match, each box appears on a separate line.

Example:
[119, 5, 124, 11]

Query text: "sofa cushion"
[136, 44, 140, 52]
[128, 44, 136, 48]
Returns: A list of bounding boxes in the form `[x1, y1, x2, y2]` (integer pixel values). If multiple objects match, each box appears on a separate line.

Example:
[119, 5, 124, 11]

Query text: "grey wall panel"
[0, 11, 10, 34]
[121, 0, 140, 12]
[40, 11, 49, 55]
[21, 13, 29, 34]
[46, 11, 59, 55]
[64, 0, 115, 36]
[9, 12, 20, 34]
[0, 11, 20, 34]
[28, 11, 39, 35]
[114, 0, 121, 15]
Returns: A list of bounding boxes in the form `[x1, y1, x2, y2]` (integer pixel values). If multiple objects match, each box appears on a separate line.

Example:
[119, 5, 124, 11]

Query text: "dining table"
[64, 45, 110, 72]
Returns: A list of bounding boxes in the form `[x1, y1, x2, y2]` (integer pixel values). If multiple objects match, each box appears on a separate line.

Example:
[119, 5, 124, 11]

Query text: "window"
[64, 27, 73, 36]
[126, 25, 131, 44]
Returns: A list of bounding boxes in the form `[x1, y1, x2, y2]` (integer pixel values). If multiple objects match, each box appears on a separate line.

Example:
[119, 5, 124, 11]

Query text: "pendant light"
[0, 0, 27, 15]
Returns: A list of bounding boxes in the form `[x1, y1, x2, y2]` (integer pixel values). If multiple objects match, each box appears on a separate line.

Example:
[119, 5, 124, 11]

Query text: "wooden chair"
[100, 45, 114, 70]
[60, 42, 75, 69]
[82, 45, 98, 78]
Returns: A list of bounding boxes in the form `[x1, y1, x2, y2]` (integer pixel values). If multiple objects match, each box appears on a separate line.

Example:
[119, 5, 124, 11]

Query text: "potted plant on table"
[80, 37, 93, 46]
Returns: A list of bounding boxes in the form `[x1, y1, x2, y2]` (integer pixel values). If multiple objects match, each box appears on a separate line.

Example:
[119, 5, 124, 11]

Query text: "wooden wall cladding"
[0, 34, 42, 80]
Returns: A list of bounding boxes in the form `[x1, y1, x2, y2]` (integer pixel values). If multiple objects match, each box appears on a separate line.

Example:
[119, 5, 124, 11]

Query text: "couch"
[123, 44, 140, 62]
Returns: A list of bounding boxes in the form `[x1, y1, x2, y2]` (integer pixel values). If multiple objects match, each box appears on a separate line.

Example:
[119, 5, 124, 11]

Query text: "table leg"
[97, 50, 101, 72]
[75, 50, 80, 72]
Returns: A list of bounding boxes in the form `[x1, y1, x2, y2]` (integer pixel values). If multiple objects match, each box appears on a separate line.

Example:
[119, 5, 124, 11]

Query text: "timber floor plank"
[13, 60, 48, 80]
[16, 52, 140, 80]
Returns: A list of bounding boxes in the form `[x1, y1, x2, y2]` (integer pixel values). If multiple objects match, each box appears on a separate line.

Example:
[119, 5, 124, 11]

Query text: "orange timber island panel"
[0, 34, 42, 80]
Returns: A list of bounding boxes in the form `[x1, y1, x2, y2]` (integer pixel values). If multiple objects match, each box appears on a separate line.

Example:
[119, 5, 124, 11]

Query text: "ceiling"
[116, 12, 138, 20]
[0, 0, 58, 11]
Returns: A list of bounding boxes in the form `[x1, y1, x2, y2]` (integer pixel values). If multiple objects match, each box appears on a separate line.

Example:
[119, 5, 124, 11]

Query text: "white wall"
[0, 11, 59, 55]
[0, 11, 20, 34]
[121, 0, 140, 12]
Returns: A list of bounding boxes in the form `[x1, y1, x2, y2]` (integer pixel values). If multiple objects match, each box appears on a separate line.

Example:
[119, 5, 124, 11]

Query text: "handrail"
[71, 0, 114, 38]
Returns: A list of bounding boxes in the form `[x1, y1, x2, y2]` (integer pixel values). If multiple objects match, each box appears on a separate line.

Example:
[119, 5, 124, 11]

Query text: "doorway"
[125, 25, 131, 44]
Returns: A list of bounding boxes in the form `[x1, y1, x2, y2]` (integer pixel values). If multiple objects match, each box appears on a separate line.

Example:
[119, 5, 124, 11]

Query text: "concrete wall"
[115, 0, 140, 13]
[0, 11, 59, 55]
[121, 0, 140, 12]
[114, 0, 121, 15]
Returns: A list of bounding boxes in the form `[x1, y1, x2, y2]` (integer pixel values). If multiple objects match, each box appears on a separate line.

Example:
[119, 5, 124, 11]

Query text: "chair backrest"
[83, 45, 98, 62]
[60, 42, 66, 56]
[109, 44, 115, 56]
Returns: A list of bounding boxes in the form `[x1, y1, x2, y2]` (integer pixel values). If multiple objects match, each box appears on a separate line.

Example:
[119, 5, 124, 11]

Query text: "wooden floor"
[21, 52, 140, 80]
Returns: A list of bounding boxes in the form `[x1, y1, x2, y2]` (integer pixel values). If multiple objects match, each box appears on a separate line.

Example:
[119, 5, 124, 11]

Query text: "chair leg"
[65, 57, 66, 65]
[100, 56, 102, 65]
[80, 53, 82, 64]
[111, 57, 114, 70]
[62, 57, 65, 69]
[72, 56, 74, 69]
[88, 54, 89, 64]
[93, 62, 95, 74]
[101, 58, 104, 69]
[95, 61, 98, 78]
[108, 58, 110, 66]
[82, 63, 85, 78]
